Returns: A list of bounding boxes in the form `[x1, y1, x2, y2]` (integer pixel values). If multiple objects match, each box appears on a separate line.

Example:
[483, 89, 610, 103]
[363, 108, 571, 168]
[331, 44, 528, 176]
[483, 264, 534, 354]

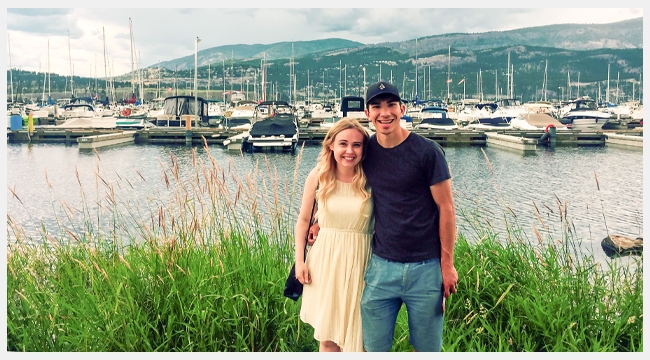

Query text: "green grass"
[6, 141, 643, 352]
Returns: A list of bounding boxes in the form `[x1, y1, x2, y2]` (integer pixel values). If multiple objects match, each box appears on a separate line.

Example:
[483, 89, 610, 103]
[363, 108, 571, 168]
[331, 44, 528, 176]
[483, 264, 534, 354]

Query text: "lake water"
[4, 140, 644, 267]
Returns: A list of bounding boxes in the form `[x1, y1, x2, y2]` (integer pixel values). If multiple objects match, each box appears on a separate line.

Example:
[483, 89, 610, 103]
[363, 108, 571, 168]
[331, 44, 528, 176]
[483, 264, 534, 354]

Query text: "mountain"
[160, 38, 365, 71]
[377, 17, 642, 54]
[8, 17, 643, 104]
[153, 17, 642, 71]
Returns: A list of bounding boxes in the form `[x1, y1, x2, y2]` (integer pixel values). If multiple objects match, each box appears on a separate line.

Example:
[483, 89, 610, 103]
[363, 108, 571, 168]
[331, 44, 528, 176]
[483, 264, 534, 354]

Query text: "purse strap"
[303, 184, 318, 260]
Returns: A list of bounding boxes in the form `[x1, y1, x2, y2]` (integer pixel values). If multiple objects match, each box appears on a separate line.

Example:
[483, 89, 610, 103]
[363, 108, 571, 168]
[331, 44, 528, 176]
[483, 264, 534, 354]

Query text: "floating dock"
[77, 131, 137, 149]
[485, 132, 538, 154]
[605, 132, 643, 148]
[6, 126, 641, 150]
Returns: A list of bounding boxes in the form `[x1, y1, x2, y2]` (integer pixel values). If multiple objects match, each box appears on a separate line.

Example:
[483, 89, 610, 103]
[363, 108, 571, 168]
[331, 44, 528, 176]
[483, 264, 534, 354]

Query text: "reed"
[6, 142, 643, 352]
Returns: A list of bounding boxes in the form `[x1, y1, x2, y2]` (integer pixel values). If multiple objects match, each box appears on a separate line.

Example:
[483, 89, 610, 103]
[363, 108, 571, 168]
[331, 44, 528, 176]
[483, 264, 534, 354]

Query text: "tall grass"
[6, 140, 643, 352]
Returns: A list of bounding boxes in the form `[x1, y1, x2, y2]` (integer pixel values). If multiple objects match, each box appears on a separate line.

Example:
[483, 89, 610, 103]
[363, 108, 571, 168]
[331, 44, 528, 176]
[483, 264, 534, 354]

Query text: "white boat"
[336, 96, 368, 125]
[151, 95, 209, 127]
[253, 101, 293, 123]
[223, 117, 252, 131]
[558, 97, 611, 130]
[243, 113, 299, 153]
[229, 100, 257, 120]
[54, 116, 119, 129]
[416, 117, 458, 131]
[490, 98, 528, 122]
[509, 113, 568, 131]
[413, 105, 457, 130]
[59, 103, 99, 119]
[454, 100, 493, 126]
[465, 112, 514, 131]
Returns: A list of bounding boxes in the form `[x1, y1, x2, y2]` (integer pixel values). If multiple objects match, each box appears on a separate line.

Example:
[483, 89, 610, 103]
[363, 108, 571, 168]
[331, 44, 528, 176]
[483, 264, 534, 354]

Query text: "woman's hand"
[295, 261, 311, 284]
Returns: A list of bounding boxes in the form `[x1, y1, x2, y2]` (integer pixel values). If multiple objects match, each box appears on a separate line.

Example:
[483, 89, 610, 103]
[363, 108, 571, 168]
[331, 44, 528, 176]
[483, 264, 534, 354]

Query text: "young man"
[360, 81, 458, 352]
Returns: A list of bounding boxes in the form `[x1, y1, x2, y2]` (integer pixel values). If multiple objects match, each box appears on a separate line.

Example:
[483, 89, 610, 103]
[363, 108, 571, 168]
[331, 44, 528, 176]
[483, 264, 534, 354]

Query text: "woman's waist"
[319, 227, 373, 235]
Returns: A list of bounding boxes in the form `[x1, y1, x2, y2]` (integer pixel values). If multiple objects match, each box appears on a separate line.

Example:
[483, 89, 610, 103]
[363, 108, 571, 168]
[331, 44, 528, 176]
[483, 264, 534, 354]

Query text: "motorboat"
[223, 117, 252, 131]
[558, 97, 611, 130]
[465, 114, 513, 131]
[229, 100, 258, 120]
[253, 100, 294, 123]
[151, 95, 208, 127]
[490, 98, 528, 122]
[336, 96, 368, 125]
[509, 113, 568, 131]
[242, 112, 299, 153]
[416, 116, 458, 131]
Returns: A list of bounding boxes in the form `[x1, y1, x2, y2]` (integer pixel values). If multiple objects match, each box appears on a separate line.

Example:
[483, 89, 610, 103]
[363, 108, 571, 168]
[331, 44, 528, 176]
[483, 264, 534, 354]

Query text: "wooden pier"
[605, 132, 643, 148]
[7, 126, 641, 150]
[77, 131, 137, 149]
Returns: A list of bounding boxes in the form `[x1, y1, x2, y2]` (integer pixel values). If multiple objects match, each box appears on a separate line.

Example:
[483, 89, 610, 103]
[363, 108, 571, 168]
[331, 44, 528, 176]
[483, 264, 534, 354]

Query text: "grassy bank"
[6, 142, 643, 352]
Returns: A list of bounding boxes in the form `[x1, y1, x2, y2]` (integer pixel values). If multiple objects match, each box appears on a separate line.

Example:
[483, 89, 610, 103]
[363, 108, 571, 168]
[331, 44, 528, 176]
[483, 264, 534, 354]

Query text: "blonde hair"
[315, 117, 371, 208]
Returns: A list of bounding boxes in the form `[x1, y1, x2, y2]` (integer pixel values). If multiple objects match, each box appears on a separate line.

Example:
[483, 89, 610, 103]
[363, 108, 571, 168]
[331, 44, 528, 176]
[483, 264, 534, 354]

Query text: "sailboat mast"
[129, 18, 136, 97]
[494, 70, 499, 101]
[103, 27, 108, 99]
[567, 71, 571, 100]
[616, 71, 620, 103]
[136, 50, 143, 103]
[506, 51, 510, 98]
[415, 38, 418, 100]
[42, 61, 46, 103]
[158, 61, 161, 99]
[447, 45, 451, 102]
[606, 64, 610, 104]
[68, 30, 74, 97]
[8, 33, 14, 103]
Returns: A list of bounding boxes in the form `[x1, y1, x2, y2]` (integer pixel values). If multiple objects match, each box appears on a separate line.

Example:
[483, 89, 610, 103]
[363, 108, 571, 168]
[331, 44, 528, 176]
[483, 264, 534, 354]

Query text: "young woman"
[294, 118, 373, 352]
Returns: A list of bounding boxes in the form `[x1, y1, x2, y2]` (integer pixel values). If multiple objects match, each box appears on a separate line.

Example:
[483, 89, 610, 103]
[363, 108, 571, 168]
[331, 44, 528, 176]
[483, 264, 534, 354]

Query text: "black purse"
[283, 196, 317, 301]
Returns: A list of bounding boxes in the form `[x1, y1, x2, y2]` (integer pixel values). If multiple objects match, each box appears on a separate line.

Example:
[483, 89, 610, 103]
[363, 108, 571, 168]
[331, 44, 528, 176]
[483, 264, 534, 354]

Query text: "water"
[5, 141, 644, 267]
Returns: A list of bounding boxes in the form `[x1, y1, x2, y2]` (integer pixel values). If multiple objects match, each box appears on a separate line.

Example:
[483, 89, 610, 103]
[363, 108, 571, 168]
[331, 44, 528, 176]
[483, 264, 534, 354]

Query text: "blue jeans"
[360, 253, 444, 352]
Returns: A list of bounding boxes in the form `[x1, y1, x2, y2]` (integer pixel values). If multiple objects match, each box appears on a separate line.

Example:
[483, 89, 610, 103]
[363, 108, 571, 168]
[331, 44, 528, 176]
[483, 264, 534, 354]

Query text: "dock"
[77, 131, 137, 149]
[605, 132, 643, 148]
[6, 126, 641, 151]
[485, 132, 538, 154]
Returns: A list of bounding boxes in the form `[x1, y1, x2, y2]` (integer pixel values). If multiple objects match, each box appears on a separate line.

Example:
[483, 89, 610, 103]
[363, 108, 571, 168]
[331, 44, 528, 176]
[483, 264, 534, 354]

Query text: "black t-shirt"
[362, 132, 451, 262]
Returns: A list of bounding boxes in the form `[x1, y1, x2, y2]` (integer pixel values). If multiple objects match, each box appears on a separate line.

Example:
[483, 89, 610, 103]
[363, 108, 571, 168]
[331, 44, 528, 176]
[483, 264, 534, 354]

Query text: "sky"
[2, 4, 645, 79]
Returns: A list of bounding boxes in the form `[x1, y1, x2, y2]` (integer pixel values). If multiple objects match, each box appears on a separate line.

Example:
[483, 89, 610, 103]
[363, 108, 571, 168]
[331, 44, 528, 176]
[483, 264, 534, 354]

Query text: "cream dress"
[300, 180, 374, 352]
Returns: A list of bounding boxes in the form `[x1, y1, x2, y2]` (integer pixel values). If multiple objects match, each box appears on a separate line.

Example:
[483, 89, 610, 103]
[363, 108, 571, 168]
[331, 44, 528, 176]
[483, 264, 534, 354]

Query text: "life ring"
[121, 108, 131, 117]
[545, 124, 556, 133]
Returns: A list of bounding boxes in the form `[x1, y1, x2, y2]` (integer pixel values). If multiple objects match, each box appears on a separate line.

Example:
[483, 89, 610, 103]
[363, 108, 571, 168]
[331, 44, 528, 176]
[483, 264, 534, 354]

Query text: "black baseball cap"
[365, 81, 401, 105]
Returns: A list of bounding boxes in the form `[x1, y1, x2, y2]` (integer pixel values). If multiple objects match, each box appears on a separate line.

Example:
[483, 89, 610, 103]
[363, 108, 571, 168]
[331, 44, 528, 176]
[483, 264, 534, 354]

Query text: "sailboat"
[116, 18, 152, 129]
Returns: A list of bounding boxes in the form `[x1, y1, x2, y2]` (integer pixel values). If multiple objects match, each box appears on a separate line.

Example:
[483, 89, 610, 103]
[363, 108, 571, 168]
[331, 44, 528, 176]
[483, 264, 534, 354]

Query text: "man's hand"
[441, 265, 458, 299]
[307, 222, 320, 246]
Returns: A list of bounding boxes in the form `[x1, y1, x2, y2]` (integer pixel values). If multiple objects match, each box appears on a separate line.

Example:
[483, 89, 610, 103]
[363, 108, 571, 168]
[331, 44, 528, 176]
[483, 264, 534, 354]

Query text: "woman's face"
[329, 128, 364, 170]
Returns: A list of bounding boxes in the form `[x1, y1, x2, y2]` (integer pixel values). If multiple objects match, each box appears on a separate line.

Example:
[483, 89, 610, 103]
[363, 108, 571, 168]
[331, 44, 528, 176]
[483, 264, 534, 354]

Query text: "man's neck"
[376, 127, 410, 149]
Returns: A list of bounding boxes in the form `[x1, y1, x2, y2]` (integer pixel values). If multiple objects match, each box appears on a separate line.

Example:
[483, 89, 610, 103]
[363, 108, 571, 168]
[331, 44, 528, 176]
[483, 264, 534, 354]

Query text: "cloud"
[5, 7, 643, 78]
[6, 8, 84, 38]
[7, 8, 73, 16]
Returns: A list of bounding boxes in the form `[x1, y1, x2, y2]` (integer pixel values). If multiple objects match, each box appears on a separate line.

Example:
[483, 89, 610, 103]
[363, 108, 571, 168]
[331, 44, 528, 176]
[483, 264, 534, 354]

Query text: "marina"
[6, 126, 642, 151]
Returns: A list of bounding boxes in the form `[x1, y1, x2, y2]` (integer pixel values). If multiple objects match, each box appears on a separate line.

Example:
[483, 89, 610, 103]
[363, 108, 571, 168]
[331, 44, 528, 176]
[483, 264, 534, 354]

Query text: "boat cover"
[420, 116, 456, 126]
[249, 118, 297, 137]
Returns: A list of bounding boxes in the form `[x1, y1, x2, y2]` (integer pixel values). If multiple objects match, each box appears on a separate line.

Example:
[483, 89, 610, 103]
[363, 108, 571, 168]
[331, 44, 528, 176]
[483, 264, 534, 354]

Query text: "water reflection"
[6, 142, 643, 267]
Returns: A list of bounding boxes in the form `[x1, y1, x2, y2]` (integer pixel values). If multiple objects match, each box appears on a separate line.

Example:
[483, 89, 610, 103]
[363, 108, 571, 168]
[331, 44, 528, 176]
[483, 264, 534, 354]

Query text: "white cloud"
[4, 7, 643, 77]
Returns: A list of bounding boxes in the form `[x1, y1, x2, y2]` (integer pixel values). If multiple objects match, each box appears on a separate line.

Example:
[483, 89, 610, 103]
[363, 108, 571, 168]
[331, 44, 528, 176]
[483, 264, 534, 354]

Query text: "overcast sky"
[3, 4, 644, 78]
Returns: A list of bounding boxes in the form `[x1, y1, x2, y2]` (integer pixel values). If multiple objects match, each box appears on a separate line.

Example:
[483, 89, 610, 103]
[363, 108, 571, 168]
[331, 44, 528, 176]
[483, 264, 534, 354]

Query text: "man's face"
[365, 96, 405, 135]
